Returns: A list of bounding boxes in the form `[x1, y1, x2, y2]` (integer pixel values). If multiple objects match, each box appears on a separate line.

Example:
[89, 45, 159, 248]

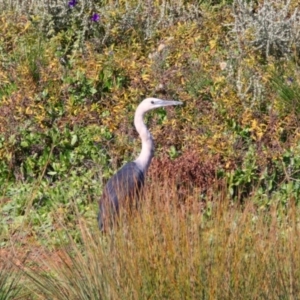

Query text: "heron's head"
[138, 98, 183, 113]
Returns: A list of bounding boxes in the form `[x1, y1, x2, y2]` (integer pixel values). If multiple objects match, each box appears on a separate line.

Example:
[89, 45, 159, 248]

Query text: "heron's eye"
[151, 101, 154, 104]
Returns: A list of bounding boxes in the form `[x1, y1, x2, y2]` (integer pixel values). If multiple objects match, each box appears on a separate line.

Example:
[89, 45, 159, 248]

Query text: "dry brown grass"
[14, 180, 300, 300]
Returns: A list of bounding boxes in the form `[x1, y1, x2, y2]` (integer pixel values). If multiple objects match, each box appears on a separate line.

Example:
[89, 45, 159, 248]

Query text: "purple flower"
[91, 13, 100, 22]
[68, 0, 77, 7]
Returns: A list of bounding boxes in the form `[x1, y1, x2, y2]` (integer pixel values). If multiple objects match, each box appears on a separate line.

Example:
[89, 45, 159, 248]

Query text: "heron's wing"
[102, 162, 144, 210]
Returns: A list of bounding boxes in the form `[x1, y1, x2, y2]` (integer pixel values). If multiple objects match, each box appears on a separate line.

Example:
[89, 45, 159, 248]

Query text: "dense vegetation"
[0, 0, 300, 298]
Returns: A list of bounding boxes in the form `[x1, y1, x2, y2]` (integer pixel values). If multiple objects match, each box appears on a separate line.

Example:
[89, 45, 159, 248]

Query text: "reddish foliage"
[148, 150, 222, 196]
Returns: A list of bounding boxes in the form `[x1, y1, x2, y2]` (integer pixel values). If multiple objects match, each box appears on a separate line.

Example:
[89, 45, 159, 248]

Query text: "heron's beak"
[160, 100, 183, 107]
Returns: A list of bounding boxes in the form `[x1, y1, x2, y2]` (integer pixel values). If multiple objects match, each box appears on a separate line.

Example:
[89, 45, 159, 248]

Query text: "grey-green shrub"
[232, 0, 300, 58]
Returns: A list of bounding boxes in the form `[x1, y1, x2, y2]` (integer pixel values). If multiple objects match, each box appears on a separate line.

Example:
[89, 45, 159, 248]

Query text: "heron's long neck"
[134, 110, 154, 173]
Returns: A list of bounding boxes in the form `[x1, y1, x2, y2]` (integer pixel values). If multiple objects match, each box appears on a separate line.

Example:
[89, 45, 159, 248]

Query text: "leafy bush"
[0, 0, 202, 54]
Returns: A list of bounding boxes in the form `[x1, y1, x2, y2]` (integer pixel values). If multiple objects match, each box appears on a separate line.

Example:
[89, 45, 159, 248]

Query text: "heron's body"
[98, 162, 144, 230]
[98, 98, 182, 231]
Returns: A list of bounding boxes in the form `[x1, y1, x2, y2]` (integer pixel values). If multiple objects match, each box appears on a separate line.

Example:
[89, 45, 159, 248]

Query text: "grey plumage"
[98, 162, 144, 230]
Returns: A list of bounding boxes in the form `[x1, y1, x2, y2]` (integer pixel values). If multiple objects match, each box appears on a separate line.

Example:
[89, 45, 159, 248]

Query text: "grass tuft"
[22, 181, 300, 299]
[0, 259, 23, 300]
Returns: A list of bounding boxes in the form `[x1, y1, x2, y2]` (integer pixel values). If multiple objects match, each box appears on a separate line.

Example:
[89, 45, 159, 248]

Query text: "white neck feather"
[133, 106, 154, 173]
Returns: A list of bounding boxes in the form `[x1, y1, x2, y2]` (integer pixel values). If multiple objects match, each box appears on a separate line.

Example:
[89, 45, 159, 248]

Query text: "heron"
[98, 98, 182, 231]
